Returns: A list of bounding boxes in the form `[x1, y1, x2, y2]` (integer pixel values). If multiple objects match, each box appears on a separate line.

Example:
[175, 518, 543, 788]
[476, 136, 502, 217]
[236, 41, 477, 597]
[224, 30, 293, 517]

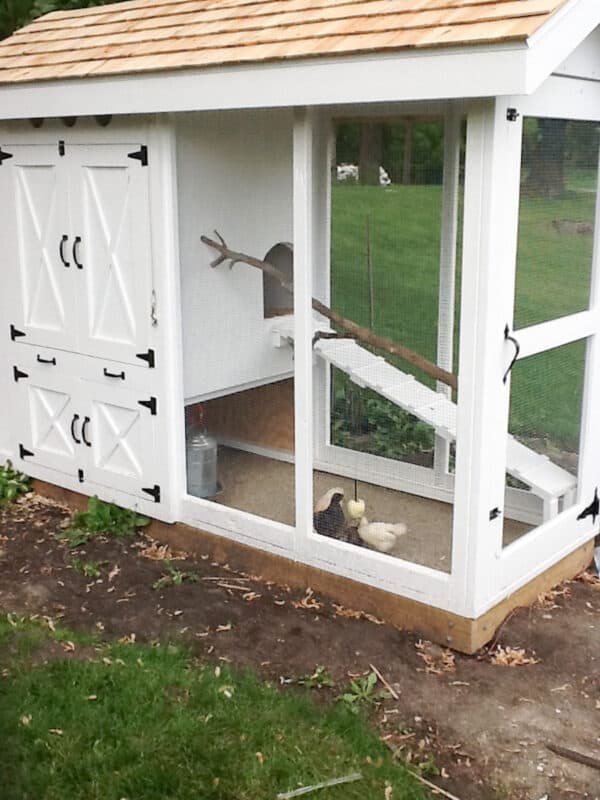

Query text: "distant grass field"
[331, 177, 596, 453]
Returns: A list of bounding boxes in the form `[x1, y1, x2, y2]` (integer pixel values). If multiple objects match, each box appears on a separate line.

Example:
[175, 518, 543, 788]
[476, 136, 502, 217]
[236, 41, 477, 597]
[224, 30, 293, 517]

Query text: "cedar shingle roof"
[0, 0, 570, 85]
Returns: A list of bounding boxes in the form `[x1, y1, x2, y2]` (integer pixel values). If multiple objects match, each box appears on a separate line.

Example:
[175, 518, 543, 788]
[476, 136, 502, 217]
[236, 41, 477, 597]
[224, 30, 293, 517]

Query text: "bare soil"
[1, 493, 599, 800]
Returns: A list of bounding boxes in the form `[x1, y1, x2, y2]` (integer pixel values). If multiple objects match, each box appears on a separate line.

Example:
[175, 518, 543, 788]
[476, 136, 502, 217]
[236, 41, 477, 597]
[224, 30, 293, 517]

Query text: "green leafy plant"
[331, 374, 434, 461]
[70, 558, 108, 578]
[0, 461, 31, 507]
[336, 672, 388, 714]
[152, 561, 199, 591]
[415, 753, 440, 778]
[297, 665, 335, 690]
[55, 496, 150, 548]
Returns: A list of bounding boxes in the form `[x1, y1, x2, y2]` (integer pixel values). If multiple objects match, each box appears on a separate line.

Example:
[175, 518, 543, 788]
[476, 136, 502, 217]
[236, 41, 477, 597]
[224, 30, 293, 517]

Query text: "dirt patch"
[1, 493, 599, 799]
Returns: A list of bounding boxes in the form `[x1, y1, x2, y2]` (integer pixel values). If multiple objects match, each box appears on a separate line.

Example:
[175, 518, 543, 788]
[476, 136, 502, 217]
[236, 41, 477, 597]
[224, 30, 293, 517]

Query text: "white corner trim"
[525, 0, 600, 93]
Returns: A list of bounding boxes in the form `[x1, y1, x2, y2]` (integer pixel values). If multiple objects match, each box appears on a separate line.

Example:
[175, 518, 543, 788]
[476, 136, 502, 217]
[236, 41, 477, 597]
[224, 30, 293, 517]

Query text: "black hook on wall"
[503, 324, 520, 384]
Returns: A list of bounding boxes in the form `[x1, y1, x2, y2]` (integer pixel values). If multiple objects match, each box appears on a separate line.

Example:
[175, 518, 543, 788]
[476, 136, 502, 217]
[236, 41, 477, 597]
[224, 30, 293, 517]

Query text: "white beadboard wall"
[176, 109, 295, 402]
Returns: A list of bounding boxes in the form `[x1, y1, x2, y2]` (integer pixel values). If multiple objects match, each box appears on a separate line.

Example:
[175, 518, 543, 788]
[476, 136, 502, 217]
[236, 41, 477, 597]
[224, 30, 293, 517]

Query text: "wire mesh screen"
[514, 118, 599, 329]
[503, 339, 585, 545]
[312, 118, 463, 573]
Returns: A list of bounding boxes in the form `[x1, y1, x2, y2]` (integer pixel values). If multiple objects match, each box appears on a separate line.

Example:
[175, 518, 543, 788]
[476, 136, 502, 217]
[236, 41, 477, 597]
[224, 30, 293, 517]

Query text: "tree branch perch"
[201, 233, 458, 391]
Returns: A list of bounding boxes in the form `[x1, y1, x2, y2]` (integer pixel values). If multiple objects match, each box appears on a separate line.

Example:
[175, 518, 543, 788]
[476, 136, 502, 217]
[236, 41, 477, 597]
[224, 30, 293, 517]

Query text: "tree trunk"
[359, 123, 383, 185]
[402, 119, 413, 185]
[525, 118, 568, 199]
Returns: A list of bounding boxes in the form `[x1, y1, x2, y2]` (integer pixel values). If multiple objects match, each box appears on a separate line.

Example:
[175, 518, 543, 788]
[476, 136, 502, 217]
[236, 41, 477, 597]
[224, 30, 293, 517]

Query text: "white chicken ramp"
[314, 337, 576, 519]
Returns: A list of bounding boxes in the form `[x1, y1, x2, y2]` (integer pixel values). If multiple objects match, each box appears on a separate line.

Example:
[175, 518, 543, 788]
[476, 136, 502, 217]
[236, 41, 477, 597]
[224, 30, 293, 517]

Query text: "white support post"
[147, 117, 186, 523]
[293, 108, 319, 556]
[578, 142, 600, 512]
[313, 117, 334, 462]
[450, 99, 523, 618]
[434, 106, 461, 484]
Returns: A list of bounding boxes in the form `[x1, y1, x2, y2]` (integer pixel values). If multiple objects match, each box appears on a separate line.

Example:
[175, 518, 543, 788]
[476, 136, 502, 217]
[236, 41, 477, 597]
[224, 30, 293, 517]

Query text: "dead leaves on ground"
[488, 645, 539, 667]
[575, 570, 600, 588]
[332, 604, 384, 625]
[139, 541, 188, 561]
[415, 640, 456, 675]
[293, 588, 322, 611]
[536, 585, 572, 609]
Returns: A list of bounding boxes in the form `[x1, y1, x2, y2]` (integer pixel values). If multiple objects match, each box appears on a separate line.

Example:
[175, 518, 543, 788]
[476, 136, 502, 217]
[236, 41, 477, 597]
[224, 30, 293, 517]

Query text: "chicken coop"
[0, 0, 599, 652]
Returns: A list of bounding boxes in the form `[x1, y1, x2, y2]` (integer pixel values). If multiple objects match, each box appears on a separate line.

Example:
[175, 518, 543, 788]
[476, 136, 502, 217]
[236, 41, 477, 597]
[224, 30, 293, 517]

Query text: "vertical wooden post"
[578, 141, 600, 508]
[293, 108, 318, 555]
[310, 115, 334, 464]
[148, 118, 186, 522]
[434, 106, 461, 484]
[450, 99, 523, 618]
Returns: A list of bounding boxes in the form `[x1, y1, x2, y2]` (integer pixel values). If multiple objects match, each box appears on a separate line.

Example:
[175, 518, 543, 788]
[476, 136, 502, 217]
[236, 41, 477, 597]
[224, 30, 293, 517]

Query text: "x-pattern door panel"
[15, 370, 81, 476]
[6, 146, 76, 350]
[84, 382, 156, 499]
[70, 146, 153, 364]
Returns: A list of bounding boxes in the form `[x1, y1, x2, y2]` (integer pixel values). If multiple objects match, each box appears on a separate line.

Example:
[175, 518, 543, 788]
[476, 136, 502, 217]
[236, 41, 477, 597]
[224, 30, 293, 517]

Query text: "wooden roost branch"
[201, 232, 458, 391]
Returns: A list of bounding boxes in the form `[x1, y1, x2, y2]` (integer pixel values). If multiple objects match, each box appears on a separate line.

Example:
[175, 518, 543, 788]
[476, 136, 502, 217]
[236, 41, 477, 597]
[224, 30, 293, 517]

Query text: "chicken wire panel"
[312, 119, 463, 574]
[503, 339, 585, 546]
[514, 118, 599, 330]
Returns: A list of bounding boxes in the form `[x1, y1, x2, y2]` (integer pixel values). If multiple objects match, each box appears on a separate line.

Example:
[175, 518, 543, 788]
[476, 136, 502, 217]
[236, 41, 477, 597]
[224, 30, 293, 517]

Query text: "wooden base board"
[34, 480, 594, 654]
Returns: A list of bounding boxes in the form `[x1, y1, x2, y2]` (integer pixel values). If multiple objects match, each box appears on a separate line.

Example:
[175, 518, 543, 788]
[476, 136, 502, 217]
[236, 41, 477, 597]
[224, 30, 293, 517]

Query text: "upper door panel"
[0, 144, 76, 351]
[69, 144, 153, 365]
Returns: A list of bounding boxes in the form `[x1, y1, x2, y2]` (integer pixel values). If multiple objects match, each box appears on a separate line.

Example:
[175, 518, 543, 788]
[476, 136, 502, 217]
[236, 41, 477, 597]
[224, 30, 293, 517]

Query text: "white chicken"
[357, 516, 407, 553]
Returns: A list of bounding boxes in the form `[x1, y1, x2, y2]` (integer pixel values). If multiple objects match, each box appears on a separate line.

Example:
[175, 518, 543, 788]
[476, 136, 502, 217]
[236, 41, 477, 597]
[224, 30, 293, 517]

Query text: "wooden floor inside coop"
[210, 447, 530, 573]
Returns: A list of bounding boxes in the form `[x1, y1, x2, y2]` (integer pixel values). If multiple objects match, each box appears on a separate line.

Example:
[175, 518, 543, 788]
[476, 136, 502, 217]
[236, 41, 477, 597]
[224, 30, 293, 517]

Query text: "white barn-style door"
[69, 144, 153, 365]
[5, 144, 77, 351]
[2, 130, 176, 522]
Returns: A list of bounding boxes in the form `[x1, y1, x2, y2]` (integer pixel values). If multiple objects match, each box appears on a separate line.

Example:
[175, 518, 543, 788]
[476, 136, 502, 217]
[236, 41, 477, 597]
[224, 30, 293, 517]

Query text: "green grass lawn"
[0, 615, 427, 800]
[330, 178, 595, 453]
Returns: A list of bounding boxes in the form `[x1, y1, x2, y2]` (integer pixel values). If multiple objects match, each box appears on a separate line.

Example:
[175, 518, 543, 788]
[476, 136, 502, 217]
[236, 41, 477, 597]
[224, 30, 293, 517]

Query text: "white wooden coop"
[0, 0, 599, 650]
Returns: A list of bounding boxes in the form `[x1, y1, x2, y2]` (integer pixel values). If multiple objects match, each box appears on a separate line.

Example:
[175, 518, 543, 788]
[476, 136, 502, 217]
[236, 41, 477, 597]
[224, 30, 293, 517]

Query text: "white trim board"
[0, 45, 530, 121]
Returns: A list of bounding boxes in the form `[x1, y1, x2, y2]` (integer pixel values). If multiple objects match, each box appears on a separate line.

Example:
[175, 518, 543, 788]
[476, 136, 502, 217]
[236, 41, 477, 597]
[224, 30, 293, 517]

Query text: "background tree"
[522, 118, 599, 199]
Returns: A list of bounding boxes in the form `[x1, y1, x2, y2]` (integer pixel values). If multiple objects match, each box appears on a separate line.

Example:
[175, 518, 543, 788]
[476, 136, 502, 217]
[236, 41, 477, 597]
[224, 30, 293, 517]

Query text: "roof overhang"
[0, 0, 597, 121]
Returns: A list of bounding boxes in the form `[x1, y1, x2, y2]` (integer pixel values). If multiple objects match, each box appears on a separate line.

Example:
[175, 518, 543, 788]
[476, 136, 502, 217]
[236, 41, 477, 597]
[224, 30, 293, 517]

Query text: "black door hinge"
[13, 366, 28, 382]
[58, 140, 65, 156]
[10, 324, 25, 341]
[0, 147, 13, 165]
[577, 488, 599, 524]
[506, 108, 520, 122]
[138, 396, 157, 416]
[128, 145, 148, 166]
[78, 468, 85, 483]
[136, 348, 155, 368]
[489, 507, 502, 521]
[142, 484, 161, 503]
[19, 444, 34, 459]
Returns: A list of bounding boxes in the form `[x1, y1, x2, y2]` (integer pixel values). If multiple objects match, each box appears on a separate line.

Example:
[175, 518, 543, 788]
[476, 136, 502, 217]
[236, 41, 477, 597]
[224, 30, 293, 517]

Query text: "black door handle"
[72, 236, 83, 269]
[103, 367, 125, 380]
[70, 413, 81, 444]
[36, 354, 56, 365]
[81, 416, 92, 447]
[59, 235, 70, 267]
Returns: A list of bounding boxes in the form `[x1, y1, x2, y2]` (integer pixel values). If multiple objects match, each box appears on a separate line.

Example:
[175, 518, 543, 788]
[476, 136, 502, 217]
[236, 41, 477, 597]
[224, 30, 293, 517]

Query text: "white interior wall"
[176, 109, 295, 403]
